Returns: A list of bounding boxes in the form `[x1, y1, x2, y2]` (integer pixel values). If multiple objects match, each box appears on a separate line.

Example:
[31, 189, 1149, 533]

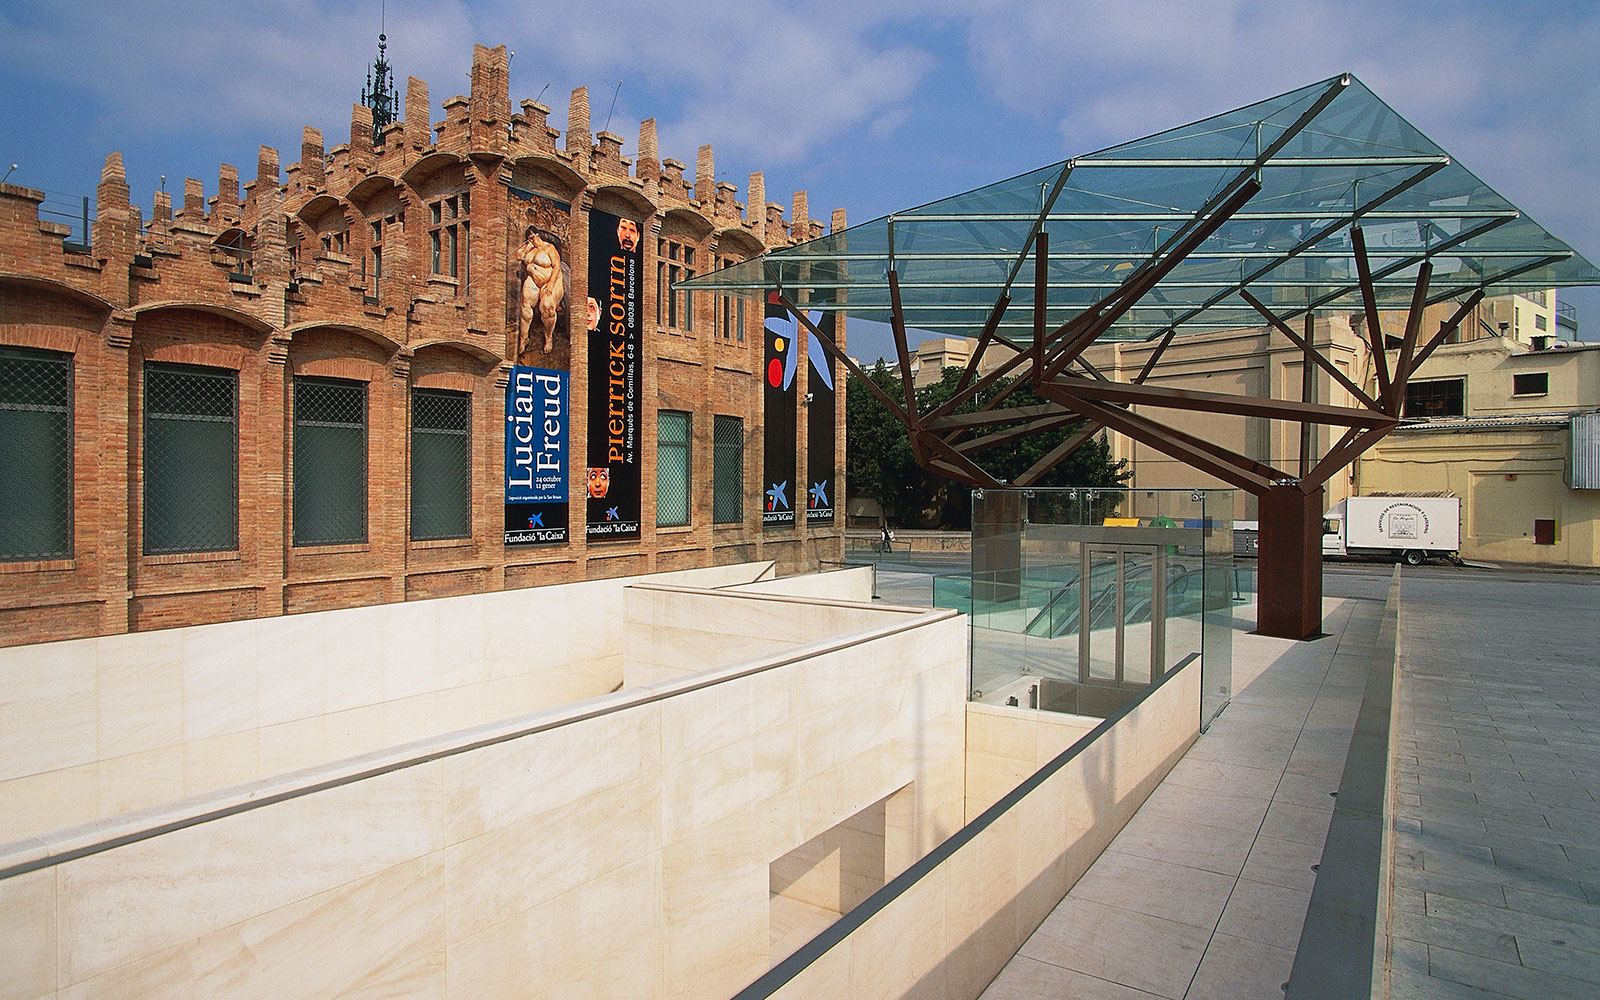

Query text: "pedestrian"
[880, 524, 892, 553]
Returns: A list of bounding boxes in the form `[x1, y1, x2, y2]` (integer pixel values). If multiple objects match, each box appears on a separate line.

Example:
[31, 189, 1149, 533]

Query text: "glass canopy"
[681, 75, 1600, 342]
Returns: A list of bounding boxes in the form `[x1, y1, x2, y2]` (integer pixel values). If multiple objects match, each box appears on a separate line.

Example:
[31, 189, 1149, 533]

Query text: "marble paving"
[977, 596, 1377, 999]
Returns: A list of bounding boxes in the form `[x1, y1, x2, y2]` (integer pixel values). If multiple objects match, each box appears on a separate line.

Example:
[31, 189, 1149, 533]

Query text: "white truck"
[1322, 494, 1461, 566]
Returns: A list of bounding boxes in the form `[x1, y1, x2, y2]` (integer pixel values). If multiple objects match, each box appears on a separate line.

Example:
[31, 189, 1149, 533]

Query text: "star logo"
[527, 512, 544, 528]
[766, 481, 789, 511]
[606, 506, 620, 521]
[809, 481, 829, 508]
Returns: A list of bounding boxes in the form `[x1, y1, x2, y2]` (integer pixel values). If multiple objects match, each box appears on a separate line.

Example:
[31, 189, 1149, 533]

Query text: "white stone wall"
[0, 592, 968, 1000]
[765, 658, 1201, 1000]
[0, 562, 772, 843]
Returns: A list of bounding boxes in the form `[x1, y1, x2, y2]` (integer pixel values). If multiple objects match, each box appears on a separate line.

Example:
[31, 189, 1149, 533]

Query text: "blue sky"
[4, 0, 1599, 360]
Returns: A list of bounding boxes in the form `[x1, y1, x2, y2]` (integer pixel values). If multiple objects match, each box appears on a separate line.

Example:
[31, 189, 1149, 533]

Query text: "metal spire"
[359, 7, 398, 146]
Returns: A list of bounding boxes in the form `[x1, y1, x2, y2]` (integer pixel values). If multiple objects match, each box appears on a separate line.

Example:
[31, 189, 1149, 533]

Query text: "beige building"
[900, 290, 1600, 566]
[1357, 337, 1600, 566]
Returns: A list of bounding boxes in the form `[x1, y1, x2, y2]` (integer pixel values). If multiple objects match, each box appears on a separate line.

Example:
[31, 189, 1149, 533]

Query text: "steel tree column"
[1258, 484, 1326, 640]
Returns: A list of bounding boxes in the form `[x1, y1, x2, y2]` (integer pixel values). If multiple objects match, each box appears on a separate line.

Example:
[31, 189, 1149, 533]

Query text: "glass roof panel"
[683, 74, 1600, 342]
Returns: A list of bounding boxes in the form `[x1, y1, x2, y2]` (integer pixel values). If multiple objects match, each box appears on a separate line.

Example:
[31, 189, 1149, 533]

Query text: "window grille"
[657, 410, 691, 527]
[0, 347, 72, 559]
[713, 415, 743, 524]
[1402, 378, 1465, 418]
[1513, 372, 1549, 396]
[658, 237, 697, 333]
[144, 363, 237, 554]
[294, 377, 367, 545]
[428, 193, 466, 286]
[411, 388, 471, 540]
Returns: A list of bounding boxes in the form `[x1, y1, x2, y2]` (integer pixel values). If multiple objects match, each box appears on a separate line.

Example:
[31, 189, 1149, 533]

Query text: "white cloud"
[463, 0, 933, 167]
[0, 1, 476, 149]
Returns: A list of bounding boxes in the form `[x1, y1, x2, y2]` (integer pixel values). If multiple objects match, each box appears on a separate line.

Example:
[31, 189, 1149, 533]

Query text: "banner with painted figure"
[585, 208, 642, 539]
[507, 186, 572, 370]
[504, 186, 573, 545]
[504, 367, 569, 544]
[805, 309, 836, 524]
[763, 292, 809, 527]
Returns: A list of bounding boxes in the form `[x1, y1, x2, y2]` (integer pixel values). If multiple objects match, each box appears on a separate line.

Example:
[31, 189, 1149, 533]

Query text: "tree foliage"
[846, 364, 1130, 528]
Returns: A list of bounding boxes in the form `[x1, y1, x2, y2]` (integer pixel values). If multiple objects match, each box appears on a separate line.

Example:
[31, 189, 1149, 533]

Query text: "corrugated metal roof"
[1574, 411, 1600, 488]
[1394, 411, 1580, 432]
[1368, 490, 1456, 497]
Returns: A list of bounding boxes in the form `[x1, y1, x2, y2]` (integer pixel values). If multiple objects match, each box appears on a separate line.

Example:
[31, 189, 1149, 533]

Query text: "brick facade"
[0, 42, 846, 647]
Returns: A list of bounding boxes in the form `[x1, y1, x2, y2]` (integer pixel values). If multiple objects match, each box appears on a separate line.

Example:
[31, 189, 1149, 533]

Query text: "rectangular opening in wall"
[1534, 518, 1557, 545]
[0, 346, 73, 560]
[768, 788, 901, 967]
[1513, 372, 1549, 396]
[144, 362, 237, 554]
[1403, 377, 1465, 417]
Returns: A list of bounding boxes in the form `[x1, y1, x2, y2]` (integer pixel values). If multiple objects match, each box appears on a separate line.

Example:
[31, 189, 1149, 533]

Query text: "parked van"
[1322, 495, 1461, 566]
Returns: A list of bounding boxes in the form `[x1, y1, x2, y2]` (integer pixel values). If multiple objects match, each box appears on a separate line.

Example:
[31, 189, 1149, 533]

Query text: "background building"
[0, 42, 847, 647]
[893, 288, 1600, 566]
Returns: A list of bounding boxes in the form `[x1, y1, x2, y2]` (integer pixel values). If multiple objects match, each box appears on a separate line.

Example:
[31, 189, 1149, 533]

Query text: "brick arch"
[713, 227, 764, 260]
[507, 156, 587, 205]
[295, 194, 349, 229]
[132, 302, 274, 337]
[591, 183, 654, 225]
[285, 325, 395, 381]
[132, 305, 274, 371]
[408, 338, 500, 377]
[282, 320, 402, 356]
[345, 174, 403, 214]
[660, 206, 714, 243]
[0, 277, 110, 353]
[400, 151, 467, 190]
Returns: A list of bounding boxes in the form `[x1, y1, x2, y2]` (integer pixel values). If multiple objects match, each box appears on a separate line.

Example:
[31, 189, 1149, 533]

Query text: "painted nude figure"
[517, 227, 565, 355]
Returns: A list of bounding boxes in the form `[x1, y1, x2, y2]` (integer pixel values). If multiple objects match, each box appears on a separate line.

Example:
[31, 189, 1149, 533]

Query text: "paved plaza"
[1387, 570, 1600, 999]
[873, 558, 1600, 998]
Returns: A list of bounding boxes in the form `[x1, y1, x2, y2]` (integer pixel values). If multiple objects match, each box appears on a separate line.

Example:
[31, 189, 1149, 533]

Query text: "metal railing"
[37, 189, 94, 250]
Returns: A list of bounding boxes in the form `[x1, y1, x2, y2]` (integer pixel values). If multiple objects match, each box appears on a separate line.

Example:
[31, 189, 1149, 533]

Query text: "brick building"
[0, 42, 846, 647]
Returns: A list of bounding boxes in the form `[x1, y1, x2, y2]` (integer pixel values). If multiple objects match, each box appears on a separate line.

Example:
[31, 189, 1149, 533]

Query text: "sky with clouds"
[3, 0, 1598, 356]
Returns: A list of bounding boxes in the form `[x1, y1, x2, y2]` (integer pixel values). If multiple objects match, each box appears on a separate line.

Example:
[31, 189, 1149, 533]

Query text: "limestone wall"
[0, 561, 770, 842]
[760, 657, 1201, 1000]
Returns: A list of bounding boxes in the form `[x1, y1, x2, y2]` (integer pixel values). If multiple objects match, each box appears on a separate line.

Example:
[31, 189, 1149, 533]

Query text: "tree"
[846, 364, 1129, 528]
[844, 363, 920, 523]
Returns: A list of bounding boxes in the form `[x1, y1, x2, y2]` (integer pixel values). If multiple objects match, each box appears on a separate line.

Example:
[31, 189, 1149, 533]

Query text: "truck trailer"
[1322, 494, 1461, 566]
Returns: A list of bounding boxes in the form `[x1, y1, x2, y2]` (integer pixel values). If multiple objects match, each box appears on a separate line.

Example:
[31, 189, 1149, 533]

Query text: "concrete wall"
[623, 581, 895, 685]
[963, 703, 1100, 821]
[0, 561, 770, 843]
[726, 564, 875, 603]
[1362, 423, 1600, 566]
[762, 657, 1201, 1000]
[0, 596, 968, 1000]
[1084, 320, 1369, 521]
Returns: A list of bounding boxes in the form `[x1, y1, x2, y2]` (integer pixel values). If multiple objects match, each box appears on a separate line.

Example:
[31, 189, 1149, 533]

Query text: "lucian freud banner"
[585, 208, 642, 540]
[505, 185, 574, 544]
[504, 367, 569, 544]
[507, 186, 572, 370]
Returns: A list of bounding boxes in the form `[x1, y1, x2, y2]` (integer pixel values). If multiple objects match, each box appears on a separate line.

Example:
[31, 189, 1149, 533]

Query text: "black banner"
[585, 209, 642, 539]
[805, 311, 836, 524]
[763, 292, 800, 527]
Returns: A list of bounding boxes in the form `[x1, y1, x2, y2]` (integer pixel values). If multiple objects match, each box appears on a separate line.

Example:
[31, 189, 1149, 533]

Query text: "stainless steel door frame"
[1078, 542, 1166, 687]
